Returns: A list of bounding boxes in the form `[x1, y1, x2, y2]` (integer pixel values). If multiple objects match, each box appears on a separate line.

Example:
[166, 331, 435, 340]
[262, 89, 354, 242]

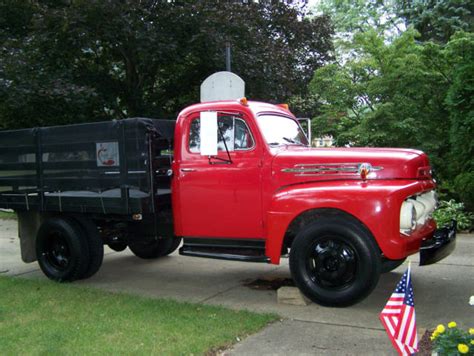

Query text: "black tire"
[129, 237, 182, 259]
[74, 217, 104, 279]
[381, 257, 406, 273]
[289, 217, 381, 307]
[36, 217, 90, 282]
[167, 237, 182, 255]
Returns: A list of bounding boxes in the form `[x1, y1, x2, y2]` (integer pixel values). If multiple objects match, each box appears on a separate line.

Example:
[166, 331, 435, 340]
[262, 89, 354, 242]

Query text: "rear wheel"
[74, 217, 104, 279]
[289, 217, 381, 307]
[36, 218, 90, 282]
[129, 237, 182, 259]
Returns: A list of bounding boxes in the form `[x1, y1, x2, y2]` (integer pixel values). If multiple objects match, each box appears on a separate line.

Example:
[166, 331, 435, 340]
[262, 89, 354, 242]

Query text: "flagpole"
[407, 260, 411, 289]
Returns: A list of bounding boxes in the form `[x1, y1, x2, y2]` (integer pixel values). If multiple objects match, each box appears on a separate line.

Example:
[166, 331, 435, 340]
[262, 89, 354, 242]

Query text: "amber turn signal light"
[239, 97, 248, 106]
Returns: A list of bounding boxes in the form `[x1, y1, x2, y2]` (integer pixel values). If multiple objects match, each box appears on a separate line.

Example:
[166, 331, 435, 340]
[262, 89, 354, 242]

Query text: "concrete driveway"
[1, 218, 473, 355]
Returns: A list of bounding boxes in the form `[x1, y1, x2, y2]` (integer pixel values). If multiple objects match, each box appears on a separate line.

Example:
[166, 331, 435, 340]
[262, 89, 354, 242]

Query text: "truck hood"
[272, 146, 431, 182]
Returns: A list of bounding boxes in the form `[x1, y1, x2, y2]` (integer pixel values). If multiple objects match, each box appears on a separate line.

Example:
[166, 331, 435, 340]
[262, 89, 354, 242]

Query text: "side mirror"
[200, 111, 218, 156]
[297, 118, 311, 145]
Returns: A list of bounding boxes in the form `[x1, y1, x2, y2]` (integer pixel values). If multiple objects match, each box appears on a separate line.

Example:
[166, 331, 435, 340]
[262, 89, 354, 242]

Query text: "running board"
[179, 238, 269, 263]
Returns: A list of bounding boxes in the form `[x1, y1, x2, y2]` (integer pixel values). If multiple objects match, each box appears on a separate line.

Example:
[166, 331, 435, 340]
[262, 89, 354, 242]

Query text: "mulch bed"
[417, 329, 433, 355]
[243, 277, 295, 290]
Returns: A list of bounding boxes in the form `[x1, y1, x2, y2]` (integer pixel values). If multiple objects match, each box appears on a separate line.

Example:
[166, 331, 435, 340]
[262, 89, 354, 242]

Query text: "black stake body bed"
[0, 118, 175, 217]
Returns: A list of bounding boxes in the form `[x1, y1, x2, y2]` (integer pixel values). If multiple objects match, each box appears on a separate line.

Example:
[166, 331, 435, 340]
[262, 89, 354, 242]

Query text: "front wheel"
[289, 217, 381, 307]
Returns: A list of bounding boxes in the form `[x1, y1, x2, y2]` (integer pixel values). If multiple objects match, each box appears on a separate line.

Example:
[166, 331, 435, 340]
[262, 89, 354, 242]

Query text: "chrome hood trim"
[281, 163, 383, 176]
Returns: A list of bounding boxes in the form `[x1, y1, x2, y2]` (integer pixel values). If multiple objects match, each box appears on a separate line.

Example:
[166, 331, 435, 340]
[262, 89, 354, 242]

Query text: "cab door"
[174, 111, 263, 239]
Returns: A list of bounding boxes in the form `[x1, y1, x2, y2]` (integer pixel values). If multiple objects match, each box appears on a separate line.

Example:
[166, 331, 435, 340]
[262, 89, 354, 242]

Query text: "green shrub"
[454, 172, 474, 212]
[433, 200, 474, 231]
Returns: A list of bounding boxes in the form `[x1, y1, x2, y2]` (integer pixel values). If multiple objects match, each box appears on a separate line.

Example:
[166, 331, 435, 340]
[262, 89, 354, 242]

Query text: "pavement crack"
[290, 318, 386, 332]
[198, 284, 241, 304]
[433, 263, 473, 267]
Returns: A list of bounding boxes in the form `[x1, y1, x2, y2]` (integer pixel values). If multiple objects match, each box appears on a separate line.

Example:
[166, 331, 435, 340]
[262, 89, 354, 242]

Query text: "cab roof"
[178, 100, 295, 119]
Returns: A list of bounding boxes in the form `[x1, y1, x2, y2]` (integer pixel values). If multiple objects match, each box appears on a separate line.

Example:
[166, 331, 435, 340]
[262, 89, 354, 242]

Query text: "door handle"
[181, 168, 196, 172]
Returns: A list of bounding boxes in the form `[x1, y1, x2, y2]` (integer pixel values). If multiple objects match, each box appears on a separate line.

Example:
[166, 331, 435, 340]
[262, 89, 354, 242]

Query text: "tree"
[309, 0, 473, 211]
[0, 0, 333, 129]
[444, 32, 474, 210]
[309, 30, 474, 208]
[315, 0, 404, 39]
[397, 0, 473, 43]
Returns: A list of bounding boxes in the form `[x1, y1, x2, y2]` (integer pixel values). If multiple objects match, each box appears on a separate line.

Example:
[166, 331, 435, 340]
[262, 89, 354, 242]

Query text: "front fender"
[265, 179, 435, 264]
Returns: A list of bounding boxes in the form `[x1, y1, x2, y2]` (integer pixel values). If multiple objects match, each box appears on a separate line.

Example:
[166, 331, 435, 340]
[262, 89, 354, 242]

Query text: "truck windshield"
[256, 114, 309, 147]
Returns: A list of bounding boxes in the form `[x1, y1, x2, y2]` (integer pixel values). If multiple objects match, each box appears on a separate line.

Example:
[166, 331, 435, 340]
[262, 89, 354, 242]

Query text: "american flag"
[379, 266, 418, 355]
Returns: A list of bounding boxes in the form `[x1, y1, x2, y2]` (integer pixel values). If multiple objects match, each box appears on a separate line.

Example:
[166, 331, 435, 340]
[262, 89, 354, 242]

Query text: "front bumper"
[419, 220, 457, 266]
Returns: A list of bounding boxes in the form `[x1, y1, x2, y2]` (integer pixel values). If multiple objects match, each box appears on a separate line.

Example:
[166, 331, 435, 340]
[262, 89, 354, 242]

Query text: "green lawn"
[0, 210, 16, 220]
[0, 276, 277, 355]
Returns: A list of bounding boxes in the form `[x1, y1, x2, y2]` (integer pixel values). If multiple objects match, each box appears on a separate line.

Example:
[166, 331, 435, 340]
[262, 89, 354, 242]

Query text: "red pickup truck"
[0, 89, 456, 307]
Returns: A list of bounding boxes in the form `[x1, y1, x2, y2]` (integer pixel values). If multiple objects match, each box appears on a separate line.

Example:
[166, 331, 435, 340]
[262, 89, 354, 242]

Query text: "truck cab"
[169, 97, 456, 306]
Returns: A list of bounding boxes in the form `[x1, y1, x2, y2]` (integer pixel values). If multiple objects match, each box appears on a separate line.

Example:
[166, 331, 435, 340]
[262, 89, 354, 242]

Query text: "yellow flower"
[436, 324, 445, 333]
[448, 321, 457, 328]
[471, 340, 474, 345]
[470, 328, 474, 335]
[457, 344, 469, 354]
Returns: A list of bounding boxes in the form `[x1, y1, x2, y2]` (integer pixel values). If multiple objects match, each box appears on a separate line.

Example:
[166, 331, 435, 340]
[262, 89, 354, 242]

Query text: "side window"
[189, 115, 254, 153]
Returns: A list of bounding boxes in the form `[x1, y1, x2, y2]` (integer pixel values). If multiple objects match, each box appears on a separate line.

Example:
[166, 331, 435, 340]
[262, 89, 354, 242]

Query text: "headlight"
[400, 201, 417, 230]
[417, 192, 436, 214]
[411, 200, 425, 220]
[400, 191, 437, 233]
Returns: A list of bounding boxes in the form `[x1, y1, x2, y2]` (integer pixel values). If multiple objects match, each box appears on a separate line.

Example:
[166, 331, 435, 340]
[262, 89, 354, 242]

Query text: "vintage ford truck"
[0, 74, 456, 306]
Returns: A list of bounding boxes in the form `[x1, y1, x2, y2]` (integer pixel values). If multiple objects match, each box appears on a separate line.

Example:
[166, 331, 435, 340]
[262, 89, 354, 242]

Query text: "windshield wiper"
[268, 138, 305, 147]
[283, 137, 305, 145]
[282, 137, 297, 144]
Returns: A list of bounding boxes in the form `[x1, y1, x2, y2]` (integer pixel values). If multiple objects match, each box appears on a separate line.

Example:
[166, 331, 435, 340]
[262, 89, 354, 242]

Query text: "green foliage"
[444, 32, 474, 177]
[453, 173, 474, 212]
[316, 0, 404, 37]
[433, 200, 474, 231]
[317, 0, 473, 45]
[308, 30, 473, 209]
[397, 0, 473, 43]
[430, 323, 474, 355]
[0, 1, 333, 129]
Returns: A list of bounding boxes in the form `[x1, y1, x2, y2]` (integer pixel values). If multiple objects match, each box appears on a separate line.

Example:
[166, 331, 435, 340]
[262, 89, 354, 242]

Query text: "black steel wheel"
[36, 218, 90, 282]
[129, 237, 182, 259]
[306, 238, 357, 289]
[289, 217, 381, 307]
[381, 257, 406, 273]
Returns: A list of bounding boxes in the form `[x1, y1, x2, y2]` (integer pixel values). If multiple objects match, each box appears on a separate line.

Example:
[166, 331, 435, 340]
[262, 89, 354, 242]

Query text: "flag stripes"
[379, 267, 418, 356]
